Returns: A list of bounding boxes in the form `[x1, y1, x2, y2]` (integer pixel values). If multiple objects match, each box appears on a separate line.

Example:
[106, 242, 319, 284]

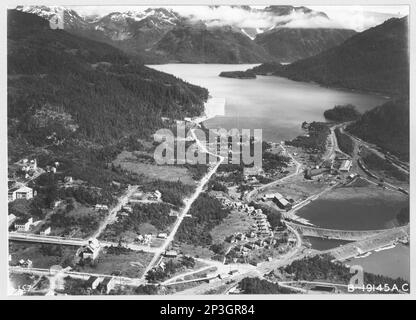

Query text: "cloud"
[309, 6, 409, 31]
[69, 5, 409, 32]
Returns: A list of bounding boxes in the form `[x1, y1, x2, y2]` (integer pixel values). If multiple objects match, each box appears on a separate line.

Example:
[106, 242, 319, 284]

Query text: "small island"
[219, 70, 256, 79]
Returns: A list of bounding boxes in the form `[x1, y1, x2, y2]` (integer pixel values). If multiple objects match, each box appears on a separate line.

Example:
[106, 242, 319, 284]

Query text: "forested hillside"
[347, 98, 409, 161]
[8, 9, 208, 148]
[249, 17, 409, 96]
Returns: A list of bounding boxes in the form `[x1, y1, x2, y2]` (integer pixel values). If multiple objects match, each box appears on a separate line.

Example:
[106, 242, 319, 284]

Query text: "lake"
[148, 64, 388, 142]
[295, 187, 408, 230]
[147, 63, 408, 282]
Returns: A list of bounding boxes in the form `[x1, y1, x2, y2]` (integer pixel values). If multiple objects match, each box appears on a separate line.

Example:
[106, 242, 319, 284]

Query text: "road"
[9, 168, 45, 191]
[140, 127, 225, 281]
[92, 185, 139, 239]
[9, 266, 145, 288]
[9, 232, 158, 253]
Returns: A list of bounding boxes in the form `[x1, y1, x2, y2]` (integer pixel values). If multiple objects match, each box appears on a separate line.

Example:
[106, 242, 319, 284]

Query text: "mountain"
[347, 98, 409, 161]
[254, 28, 356, 63]
[150, 24, 272, 63]
[16, 5, 357, 64]
[251, 17, 409, 95]
[262, 5, 328, 18]
[7, 9, 208, 149]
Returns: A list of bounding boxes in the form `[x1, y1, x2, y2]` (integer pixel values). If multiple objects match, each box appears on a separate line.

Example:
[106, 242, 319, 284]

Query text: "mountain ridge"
[16, 5, 357, 64]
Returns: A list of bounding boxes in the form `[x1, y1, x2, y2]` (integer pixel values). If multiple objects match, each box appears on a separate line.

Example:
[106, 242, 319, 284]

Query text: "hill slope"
[254, 28, 356, 63]
[8, 9, 208, 148]
[151, 25, 272, 63]
[250, 17, 409, 95]
[347, 98, 409, 160]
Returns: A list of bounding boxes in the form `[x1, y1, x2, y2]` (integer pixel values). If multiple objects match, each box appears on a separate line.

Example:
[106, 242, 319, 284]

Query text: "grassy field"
[174, 243, 214, 259]
[113, 151, 196, 186]
[267, 175, 328, 203]
[9, 242, 77, 269]
[74, 248, 154, 278]
[210, 210, 253, 244]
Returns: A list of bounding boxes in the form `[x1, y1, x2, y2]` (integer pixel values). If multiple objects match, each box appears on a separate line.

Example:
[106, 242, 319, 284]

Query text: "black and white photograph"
[4, 1, 412, 299]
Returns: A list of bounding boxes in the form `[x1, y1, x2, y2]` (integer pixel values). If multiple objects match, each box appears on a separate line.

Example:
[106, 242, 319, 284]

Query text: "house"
[254, 209, 263, 215]
[246, 206, 255, 213]
[98, 277, 116, 294]
[348, 173, 358, 180]
[157, 233, 168, 239]
[40, 226, 51, 236]
[15, 217, 34, 232]
[244, 166, 263, 177]
[64, 176, 73, 184]
[94, 204, 109, 211]
[77, 238, 101, 261]
[148, 190, 162, 201]
[247, 231, 256, 238]
[18, 259, 33, 268]
[8, 186, 34, 202]
[85, 276, 102, 290]
[122, 205, 133, 213]
[235, 233, 246, 241]
[164, 250, 178, 258]
[339, 160, 352, 172]
[8, 214, 17, 227]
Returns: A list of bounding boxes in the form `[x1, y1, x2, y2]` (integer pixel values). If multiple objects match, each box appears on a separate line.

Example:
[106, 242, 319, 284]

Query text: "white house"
[77, 238, 101, 261]
[8, 186, 34, 202]
[8, 214, 17, 227]
[40, 226, 51, 235]
[94, 204, 109, 211]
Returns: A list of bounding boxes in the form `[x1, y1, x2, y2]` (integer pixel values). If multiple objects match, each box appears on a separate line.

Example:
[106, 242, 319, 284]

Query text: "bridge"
[285, 221, 394, 241]
[9, 232, 157, 253]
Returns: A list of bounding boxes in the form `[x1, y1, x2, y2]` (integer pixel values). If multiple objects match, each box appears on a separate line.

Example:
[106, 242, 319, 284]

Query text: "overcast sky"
[69, 5, 409, 32]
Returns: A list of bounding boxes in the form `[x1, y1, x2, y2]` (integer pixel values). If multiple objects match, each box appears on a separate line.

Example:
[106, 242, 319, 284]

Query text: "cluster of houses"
[127, 189, 162, 203]
[85, 276, 117, 294]
[16, 259, 33, 268]
[14, 217, 36, 232]
[17, 159, 38, 174]
[243, 166, 264, 183]
[135, 234, 152, 245]
[219, 197, 274, 237]
[8, 214, 52, 235]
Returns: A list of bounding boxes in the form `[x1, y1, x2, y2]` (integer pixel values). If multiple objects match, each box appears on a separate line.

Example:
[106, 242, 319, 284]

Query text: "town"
[8, 111, 410, 295]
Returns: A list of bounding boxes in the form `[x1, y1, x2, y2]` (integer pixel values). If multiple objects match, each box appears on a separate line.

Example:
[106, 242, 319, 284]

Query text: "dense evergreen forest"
[324, 105, 361, 122]
[175, 193, 230, 246]
[8, 10, 208, 147]
[347, 98, 409, 161]
[248, 17, 409, 96]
